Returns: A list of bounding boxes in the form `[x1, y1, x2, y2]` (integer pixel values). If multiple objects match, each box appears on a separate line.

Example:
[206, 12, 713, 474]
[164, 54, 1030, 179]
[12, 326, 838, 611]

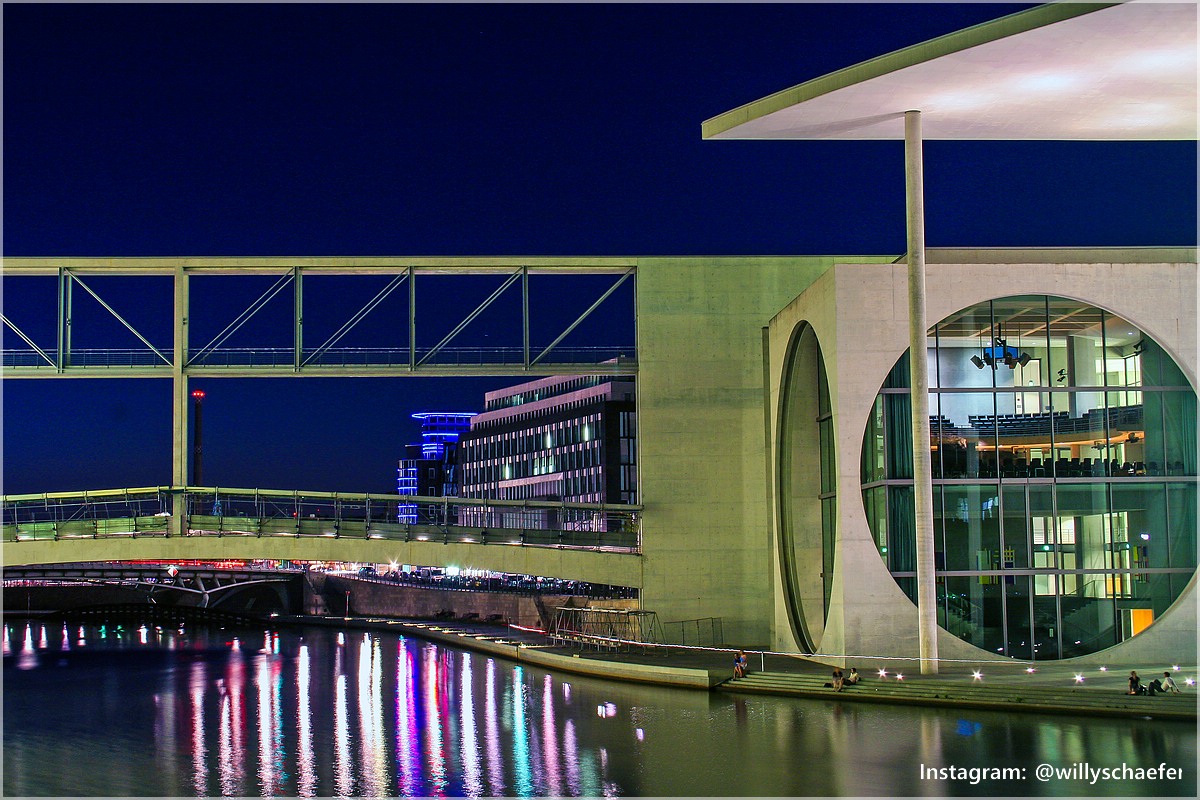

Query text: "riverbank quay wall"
[291, 615, 724, 690]
[286, 616, 1197, 721]
[316, 573, 639, 629]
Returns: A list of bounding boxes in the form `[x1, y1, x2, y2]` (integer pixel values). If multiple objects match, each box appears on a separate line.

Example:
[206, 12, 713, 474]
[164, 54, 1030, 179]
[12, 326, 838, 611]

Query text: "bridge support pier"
[171, 266, 189, 538]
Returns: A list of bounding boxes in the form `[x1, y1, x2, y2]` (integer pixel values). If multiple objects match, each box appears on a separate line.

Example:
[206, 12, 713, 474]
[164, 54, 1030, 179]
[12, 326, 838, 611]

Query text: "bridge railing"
[2, 486, 642, 553]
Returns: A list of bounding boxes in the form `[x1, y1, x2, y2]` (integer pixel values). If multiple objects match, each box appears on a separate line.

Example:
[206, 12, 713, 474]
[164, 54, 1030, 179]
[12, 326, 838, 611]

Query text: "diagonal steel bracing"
[532, 268, 634, 366]
[417, 269, 523, 367]
[1, 315, 56, 367]
[302, 272, 408, 366]
[188, 270, 295, 365]
[68, 272, 172, 365]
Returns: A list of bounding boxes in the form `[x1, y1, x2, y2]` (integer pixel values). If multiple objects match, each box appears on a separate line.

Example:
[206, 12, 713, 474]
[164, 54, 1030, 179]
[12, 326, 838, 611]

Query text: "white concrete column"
[171, 267, 189, 537]
[905, 109, 939, 674]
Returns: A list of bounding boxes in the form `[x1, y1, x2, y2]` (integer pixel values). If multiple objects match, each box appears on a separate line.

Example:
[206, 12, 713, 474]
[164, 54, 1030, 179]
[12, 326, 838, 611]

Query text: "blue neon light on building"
[397, 412, 475, 523]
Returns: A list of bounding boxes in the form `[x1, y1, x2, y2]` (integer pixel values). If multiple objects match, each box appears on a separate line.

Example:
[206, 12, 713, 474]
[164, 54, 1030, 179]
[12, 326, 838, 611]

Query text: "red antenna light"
[191, 389, 206, 399]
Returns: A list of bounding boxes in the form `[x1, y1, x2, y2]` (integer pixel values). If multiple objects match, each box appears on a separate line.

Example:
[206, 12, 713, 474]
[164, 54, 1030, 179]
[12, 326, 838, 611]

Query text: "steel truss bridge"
[2, 257, 639, 541]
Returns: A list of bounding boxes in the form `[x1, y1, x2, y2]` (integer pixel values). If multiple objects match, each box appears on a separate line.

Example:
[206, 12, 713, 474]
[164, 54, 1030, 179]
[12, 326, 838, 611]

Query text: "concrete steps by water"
[719, 671, 1197, 720]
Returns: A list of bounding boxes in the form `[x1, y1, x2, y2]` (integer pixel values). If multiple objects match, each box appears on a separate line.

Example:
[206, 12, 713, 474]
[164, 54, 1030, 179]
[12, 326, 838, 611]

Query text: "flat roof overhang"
[703, 1, 1197, 141]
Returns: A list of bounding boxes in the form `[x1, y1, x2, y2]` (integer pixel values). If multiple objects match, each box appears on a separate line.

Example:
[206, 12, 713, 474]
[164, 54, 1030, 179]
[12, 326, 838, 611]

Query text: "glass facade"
[457, 377, 636, 530]
[860, 296, 1196, 659]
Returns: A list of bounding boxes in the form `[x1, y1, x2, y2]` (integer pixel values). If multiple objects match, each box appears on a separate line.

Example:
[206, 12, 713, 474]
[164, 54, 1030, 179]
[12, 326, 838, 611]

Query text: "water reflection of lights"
[297, 644, 316, 797]
[10, 624, 630, 796]
[189, 661, 207, 795]
[511, 666, 533, 796]
[334, 671, 352, 796]
[18, 624, 37, 670]
[395, 644, 419, 796]
[39, 625, 49, 649]
[542, 674, 563, 795]
[256, 654, 278, 796]
[484, 658, 505, 795]
[218, 637, 246, 796]
[564, 719, 582, 795]
[358, 634, 386, 796]
[459, 653, 483, 797]
[424, 645, 448, 794]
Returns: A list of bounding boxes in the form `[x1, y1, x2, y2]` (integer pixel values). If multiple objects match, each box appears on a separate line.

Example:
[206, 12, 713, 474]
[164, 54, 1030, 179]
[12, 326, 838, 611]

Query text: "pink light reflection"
[459, 653, 483, 796]
[542, 675, 563, 795]
[484, 658, 505, 795]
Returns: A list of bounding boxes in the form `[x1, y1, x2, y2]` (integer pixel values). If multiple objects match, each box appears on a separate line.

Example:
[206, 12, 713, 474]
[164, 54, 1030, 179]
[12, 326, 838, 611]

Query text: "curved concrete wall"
[767, 258, 1197, 665]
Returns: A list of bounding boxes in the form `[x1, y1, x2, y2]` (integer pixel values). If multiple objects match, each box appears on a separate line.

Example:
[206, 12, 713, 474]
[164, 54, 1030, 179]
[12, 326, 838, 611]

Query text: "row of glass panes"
[460, 443, 604, 484]
[486, 376, 612, 410]
[925, 573, 1189, 660]
[864, 481, 1195, 573]
[471, 395, 611, 436]
[460, 414, 602, 461]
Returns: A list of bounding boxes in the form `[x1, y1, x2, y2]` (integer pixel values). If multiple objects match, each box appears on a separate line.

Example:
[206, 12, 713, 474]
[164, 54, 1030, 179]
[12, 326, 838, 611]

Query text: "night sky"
[3, 3, 1195, 495]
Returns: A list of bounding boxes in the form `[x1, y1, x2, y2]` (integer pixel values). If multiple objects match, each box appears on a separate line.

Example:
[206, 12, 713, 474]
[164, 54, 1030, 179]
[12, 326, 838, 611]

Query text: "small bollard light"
[1099, 666, 1108, 672]
[972, 670, 983, 681]
[877, 668, 888, 678]
[1074, 674, 1085, 683]
[1025, 667, 1036, 674]
[895, 673, 904, 681]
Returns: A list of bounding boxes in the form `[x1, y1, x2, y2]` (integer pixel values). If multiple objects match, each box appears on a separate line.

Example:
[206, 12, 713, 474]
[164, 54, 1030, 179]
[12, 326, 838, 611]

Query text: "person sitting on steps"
[733, 651, 747, 679]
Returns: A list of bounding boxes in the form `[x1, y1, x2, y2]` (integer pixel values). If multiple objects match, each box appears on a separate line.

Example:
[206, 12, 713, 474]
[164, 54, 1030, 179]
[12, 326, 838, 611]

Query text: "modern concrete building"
[681, 0, 1197, 665]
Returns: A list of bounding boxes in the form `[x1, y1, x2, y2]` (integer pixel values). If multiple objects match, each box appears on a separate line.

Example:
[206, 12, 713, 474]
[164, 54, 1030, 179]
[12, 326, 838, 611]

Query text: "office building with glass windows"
[457, 372, 637, 519]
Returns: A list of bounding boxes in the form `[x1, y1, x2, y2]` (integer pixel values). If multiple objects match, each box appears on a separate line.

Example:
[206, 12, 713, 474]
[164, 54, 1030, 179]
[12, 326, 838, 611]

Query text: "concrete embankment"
[286, 615, 721, 688]
[281, 614, 1198, 720]
[313, 574, 635, 630]
[720, 671, 1198, 721]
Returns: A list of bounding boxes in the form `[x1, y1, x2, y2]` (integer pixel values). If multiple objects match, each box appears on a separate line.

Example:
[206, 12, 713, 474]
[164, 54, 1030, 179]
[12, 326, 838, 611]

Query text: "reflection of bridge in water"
[2, 486, 644, 590]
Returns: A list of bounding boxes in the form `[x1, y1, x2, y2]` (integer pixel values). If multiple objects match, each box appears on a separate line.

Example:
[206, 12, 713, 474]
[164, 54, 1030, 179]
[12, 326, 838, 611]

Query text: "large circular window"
[860, 296, 1196, 659]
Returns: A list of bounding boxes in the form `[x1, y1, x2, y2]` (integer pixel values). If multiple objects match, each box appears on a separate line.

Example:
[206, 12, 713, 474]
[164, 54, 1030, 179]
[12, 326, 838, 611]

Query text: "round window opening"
[859, 295, 1196, 660]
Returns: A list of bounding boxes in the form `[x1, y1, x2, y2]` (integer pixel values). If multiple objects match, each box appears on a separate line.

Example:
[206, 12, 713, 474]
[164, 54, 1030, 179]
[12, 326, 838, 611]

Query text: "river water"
[3, 620, 1195, 797]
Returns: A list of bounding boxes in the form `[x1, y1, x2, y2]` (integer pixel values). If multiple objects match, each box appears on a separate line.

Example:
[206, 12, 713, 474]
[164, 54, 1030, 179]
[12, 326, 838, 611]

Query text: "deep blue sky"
[3, 3, 1195, 495]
